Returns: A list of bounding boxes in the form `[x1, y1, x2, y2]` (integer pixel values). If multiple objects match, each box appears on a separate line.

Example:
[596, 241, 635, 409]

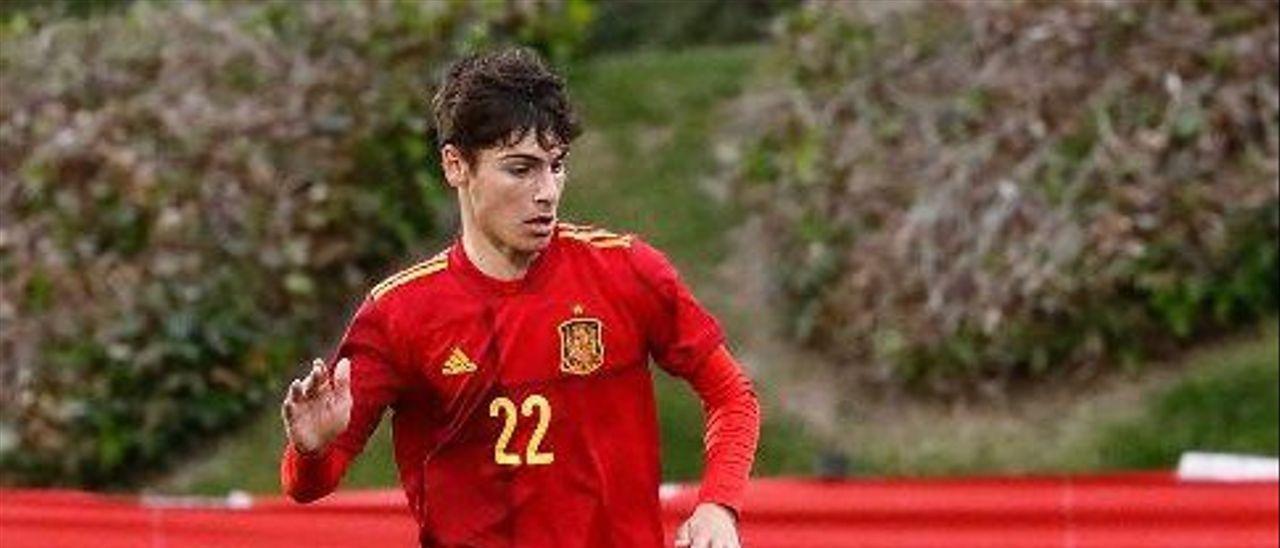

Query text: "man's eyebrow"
[498, 153, 544, 163]
[498, 151, 570, 163]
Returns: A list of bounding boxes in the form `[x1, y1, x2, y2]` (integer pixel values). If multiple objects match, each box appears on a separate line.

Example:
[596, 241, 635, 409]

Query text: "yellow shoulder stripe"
[588, 235, 633, 248]
[559, 224, 617, 239]
[556, 222, 597, 233]
[370, 253, 448, 300]
[558, 223, 632, 247]
[560, 229, 633, 248]
[562, 229, 614, 240]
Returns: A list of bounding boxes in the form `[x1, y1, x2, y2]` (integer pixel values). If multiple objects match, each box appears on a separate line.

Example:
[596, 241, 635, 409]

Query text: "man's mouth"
[524, 215, 555, 233]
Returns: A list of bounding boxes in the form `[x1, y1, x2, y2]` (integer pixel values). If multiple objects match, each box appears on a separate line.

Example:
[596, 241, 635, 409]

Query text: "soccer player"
[280, 47, 761, 548]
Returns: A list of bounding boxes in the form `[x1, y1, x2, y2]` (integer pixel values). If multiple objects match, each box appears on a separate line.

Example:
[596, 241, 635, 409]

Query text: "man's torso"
[374, 225, 666, 547]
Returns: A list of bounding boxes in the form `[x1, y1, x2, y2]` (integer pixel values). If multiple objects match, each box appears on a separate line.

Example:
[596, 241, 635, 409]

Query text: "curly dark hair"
[430, 47, 582, 163]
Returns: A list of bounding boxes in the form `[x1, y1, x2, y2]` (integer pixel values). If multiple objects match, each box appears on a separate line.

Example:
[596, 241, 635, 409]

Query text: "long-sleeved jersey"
[281, 222, 760, 547]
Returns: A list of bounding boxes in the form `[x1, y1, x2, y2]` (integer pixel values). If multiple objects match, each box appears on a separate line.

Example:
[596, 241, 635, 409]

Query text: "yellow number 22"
[489, 394, 554, 466]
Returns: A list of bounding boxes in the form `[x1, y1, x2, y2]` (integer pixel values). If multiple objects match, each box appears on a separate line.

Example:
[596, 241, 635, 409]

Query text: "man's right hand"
[282, 357, 352, 454]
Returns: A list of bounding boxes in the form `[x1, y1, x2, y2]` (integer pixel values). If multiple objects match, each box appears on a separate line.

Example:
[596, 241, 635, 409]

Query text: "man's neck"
[459, 224, 538, 282]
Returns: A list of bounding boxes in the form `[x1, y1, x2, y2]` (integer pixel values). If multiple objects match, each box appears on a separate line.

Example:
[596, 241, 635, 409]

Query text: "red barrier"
[2, 473, 1276, 547]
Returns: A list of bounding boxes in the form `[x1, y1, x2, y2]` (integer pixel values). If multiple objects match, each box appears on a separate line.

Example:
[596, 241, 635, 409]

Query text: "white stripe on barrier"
[1177, 451, 1279, 481]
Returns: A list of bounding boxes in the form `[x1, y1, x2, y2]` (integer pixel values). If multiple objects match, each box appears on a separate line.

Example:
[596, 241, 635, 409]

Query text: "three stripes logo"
[442, 347, 477, 376]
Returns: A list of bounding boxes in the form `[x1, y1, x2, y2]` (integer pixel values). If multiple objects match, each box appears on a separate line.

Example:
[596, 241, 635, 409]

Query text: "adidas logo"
[442, 347, 477, 376]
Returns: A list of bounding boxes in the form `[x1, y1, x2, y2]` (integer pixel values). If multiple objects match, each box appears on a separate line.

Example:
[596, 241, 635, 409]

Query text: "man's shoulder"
[367, 247, 453, 303]
[554, 221, 677, 284]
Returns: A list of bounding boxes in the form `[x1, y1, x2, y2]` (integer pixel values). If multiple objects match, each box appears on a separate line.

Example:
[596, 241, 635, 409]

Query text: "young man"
[280, 47, 760, 548]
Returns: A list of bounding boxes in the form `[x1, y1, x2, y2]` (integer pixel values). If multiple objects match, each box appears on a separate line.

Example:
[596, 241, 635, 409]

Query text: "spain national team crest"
[559, 317, 604, 375]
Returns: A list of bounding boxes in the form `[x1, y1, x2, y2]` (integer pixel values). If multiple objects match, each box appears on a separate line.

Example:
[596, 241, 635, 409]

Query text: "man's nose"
[532, 168, 560, 206]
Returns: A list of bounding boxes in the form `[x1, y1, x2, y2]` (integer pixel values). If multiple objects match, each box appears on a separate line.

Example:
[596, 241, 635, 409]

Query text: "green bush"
[1094, 334, 1279, 468]
[0, 0, 586, 488]
[722, 1, 1278, 393]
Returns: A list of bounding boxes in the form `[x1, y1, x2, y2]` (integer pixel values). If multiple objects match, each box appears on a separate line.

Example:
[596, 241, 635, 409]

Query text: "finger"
[315, 359, 333, 392]
[312, 357, 326, 380]
[714, 526, 739, 548]
[691, 530, 712, 548]
[333, 358, 351, 392]
[302, 361, 325, 397]
[674, 522, 691, 547]
[298, 373, 314, 398]
[287, 379, 304, 403]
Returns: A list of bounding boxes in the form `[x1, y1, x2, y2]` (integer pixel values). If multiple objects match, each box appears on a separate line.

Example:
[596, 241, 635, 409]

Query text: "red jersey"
[281, 222, 758, 547]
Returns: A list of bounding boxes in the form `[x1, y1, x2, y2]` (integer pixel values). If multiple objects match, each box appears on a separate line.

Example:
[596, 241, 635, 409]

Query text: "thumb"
[673, 520, 691, 547]
[333, 357, 352, 392]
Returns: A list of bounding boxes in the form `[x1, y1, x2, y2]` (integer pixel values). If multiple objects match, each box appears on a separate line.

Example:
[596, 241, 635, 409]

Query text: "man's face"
[447, 131, 569, 256]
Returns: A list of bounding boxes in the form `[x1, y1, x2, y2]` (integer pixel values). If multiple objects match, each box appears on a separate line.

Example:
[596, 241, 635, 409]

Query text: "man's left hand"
[674, 502, 740, 548]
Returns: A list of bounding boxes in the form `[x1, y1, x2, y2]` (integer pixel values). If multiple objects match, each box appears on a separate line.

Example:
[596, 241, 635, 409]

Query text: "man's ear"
[441, 144, 468, 189]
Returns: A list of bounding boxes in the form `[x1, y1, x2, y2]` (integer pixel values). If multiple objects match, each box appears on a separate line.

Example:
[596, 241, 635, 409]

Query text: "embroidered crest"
[559, 318, 604, 375]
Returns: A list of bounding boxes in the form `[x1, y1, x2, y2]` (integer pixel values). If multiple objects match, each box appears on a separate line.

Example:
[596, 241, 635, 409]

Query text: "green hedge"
[722, 1, 1278, 393]
[0, 0, 587, 487]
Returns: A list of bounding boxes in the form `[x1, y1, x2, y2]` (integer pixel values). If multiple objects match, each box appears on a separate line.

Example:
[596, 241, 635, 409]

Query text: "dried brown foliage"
[0, 1, 584, 486]
[724, 0, 1278, 394]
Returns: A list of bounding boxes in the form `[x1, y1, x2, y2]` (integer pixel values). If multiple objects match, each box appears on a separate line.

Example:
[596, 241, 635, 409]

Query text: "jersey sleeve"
[281, 297, 404, 503]
[685, 345, 760, 515]
[626, 238, 725, 378]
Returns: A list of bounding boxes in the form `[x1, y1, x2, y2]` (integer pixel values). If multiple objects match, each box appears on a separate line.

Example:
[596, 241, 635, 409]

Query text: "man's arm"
[280, 299, 403, 503]
[622, 237, 761, 547]
[674, 345, 761, 548]
[686, 345, 760, 514]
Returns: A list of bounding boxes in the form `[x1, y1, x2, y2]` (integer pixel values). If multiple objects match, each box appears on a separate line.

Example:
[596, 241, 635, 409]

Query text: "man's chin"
[525, 235, 552, 252]
[507, 233, 551, 254]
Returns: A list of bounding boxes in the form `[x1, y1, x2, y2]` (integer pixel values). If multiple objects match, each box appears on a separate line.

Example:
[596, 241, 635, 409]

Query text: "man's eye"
[508, 166, 531, 177]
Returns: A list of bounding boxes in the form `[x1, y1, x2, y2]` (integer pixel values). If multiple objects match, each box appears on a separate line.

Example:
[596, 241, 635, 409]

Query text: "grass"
[169, 319, 1278, 493]
[155, 410, 398, 496]
[154, 44, 1277, 495]
[559, 46, 760, 279]
[1091, 323, 1279, 469]
[157, 44, 819, 495]
[837, 320, 1279, 477]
